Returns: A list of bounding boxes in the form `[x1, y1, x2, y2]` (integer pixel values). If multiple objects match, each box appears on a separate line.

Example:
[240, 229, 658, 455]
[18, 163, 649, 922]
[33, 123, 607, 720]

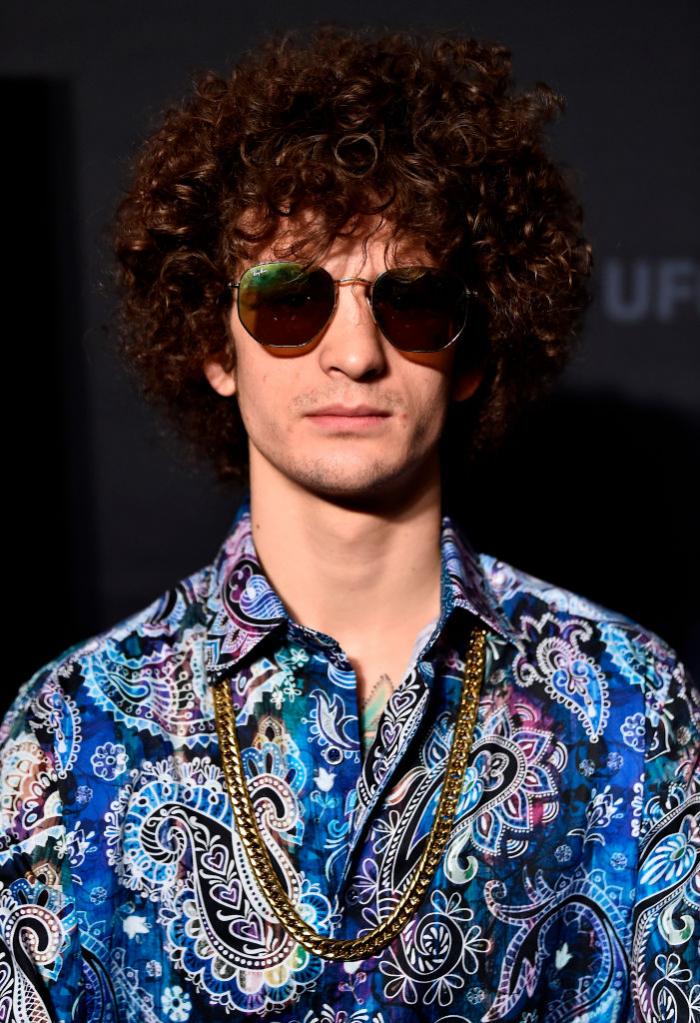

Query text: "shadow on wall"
[446, 387, 699, 683]
[5, 77, 97, 719]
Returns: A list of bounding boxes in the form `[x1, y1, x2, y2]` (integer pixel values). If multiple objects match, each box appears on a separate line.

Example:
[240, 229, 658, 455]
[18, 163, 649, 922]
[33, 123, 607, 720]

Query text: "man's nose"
[316, 278, 388, 379]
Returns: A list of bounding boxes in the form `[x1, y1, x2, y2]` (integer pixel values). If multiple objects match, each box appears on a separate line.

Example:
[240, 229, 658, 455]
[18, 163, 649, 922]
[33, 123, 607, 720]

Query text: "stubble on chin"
[262, 436, 439, 509]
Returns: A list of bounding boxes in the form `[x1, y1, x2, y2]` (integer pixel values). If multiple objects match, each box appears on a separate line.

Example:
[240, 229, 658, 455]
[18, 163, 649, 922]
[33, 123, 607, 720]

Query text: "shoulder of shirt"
[476, 549, 686, 680]
[3, 559, 215, 723]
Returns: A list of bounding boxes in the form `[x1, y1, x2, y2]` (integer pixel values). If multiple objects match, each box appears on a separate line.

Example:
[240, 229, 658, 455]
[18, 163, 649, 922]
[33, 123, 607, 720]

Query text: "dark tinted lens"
[238, 262, 335, 346]
[372, 267, 468, 352]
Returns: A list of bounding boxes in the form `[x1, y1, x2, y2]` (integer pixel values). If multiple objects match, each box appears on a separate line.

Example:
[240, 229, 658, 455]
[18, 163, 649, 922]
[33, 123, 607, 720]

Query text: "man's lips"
[306, 405, 391, 417]
[305, 406, 391, 429]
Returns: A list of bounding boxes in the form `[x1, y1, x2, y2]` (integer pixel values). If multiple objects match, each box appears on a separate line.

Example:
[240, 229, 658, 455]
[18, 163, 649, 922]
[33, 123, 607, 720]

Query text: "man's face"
[204, 212, 483, 506]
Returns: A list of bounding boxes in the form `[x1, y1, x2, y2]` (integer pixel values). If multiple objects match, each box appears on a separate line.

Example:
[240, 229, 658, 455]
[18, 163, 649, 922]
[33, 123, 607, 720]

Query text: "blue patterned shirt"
[0, 491, 698, 1022]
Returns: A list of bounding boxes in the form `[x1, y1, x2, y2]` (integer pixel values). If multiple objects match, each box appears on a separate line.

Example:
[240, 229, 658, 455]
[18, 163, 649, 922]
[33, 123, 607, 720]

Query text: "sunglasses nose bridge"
[336, 275, 374, 299]
[334, 274, 378, 323]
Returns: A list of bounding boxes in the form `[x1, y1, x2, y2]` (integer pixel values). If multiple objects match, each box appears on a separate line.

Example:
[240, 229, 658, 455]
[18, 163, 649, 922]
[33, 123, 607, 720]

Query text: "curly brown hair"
[111, 21, 593, 490]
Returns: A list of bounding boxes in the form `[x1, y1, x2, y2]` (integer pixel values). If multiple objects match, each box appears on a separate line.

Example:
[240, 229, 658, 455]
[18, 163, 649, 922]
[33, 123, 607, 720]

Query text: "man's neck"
[246, 459, 443, 660]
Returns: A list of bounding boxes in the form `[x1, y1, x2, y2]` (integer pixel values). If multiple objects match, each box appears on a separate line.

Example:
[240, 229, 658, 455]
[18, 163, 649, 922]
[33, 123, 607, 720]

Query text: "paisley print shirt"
[0, 490, 698, 1023]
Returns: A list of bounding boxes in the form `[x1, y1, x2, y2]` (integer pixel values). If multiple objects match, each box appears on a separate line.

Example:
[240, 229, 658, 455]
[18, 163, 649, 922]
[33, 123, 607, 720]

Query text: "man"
[0, 22, 697, 1023]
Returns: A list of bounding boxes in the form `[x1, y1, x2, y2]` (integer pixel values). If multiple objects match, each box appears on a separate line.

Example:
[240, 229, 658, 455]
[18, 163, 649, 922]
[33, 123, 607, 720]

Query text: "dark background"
[3, 0, 699, 714]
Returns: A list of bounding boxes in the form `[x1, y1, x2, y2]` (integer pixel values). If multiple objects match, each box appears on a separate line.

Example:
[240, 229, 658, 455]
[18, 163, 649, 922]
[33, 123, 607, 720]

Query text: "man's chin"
[282, 459, 438, 512]
[248, 439, 440, 505]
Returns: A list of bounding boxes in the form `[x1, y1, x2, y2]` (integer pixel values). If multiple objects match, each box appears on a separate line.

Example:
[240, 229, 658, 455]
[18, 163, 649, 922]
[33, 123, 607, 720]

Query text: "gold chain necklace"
[212, 623, 487, 961]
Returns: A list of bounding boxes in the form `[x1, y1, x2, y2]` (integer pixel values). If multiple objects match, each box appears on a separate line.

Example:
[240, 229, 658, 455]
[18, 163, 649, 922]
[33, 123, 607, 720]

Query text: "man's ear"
[203, 358, 236, 397]
[450, 366, 485, 403]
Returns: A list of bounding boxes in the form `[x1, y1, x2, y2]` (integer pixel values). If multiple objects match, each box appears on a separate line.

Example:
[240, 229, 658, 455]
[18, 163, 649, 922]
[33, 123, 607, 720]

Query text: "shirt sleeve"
[0, 665, 87, 1022]
[629, 644, 700, 1023]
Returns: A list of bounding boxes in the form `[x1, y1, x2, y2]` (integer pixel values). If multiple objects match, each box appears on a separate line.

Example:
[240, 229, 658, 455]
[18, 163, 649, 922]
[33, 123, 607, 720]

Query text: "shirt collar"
[204, 491, 523, 682]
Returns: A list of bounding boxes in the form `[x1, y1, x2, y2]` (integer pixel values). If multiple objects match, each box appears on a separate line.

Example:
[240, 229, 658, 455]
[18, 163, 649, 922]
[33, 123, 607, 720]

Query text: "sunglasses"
[227, 260, 473, 353]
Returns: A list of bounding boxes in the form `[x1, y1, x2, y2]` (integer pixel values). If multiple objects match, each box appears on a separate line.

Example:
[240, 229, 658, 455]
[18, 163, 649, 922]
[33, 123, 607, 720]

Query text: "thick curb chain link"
[213, 624, 487, 961]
